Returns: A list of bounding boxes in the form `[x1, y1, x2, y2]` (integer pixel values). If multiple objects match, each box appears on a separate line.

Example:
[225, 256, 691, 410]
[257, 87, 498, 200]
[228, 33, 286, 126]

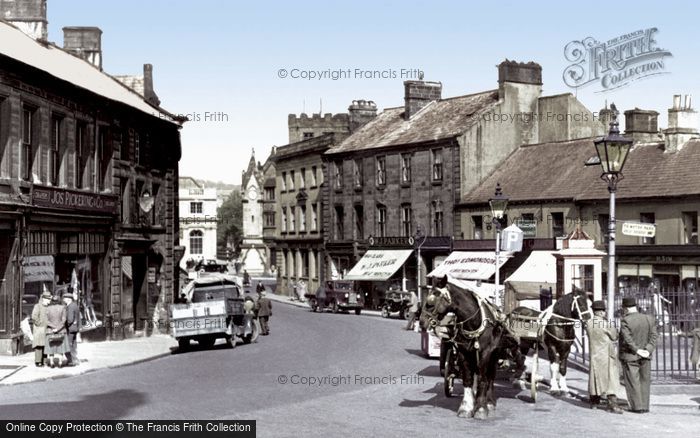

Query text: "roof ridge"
[438, 89, 499, 102]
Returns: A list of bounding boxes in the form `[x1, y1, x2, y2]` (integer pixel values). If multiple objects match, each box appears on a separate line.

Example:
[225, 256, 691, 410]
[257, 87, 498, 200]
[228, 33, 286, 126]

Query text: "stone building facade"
[178, 177, 218, 270]
[0, 4, 184, 354]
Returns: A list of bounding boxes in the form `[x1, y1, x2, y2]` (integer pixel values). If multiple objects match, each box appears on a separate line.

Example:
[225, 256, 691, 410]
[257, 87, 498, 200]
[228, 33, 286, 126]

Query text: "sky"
[47, 0, 699, 184]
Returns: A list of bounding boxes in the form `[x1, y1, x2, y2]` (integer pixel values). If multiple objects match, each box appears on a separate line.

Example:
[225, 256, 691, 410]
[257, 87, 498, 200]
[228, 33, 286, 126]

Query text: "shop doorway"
[131, 255, 148, 333]
[0, 232, 13, 335]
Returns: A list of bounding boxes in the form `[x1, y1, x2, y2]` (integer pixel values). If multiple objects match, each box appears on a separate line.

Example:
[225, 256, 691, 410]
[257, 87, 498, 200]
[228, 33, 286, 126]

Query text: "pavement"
[1, 293, 698, 413]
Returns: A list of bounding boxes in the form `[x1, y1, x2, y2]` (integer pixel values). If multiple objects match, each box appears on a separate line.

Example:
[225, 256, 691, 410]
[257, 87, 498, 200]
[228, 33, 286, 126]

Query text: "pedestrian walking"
[584, 300, 623, 413]
[63, 290, 80, 366]
[243, 270, 250, 286]
[405, 290, 419, 330]
[256, 281, 265, 295]
[45, 295, 68, 368]
[257, 291, 272, 335]
[30, 291, 51, 367]
[619, 297, 658, 413]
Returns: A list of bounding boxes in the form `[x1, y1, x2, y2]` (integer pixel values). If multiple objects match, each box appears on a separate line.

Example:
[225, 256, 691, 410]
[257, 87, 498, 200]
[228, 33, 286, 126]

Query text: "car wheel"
[381, 306, 389, 318]
[225, 335, 235, 349]
[400, 308, 410, 320]
[198, 337, 215, 349]
[331, 300, 339, 314]
[355, 308, 361, 315]
[310, 298, 318, 312]
[244, 319, 261, 344]
[178, 338, 189, 351]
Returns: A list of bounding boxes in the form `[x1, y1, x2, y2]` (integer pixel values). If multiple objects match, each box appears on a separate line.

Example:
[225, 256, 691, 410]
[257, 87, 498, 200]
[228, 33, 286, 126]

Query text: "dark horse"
[420, 278, 523, 419]
[510, 287, 592, 395]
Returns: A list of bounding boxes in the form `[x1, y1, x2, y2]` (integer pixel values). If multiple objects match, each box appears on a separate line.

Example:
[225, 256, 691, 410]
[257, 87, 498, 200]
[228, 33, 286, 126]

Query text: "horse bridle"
[571, 293, 593, 321]
[425, 285, 487, 342]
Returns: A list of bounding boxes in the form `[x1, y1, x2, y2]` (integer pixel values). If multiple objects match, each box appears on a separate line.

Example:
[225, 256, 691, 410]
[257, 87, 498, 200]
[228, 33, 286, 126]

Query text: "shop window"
[431, 149, 443, 182]
[640, 212, 655, 244]
[50, 116, 63, 186]
[190, 201, 203, 214]
[598, 214, 610, 245]
[290, 206, 296, 232]
[121, 256, 134, 320]
[377, 204, 387, 237]
[682, 211, 698, 244]
[376, 156, 386, 186]
[189, 230, 203, 255]
[353, 159, 363, 188]
[334, 206, 345, 240]
[333, 161, 343, 189]
[75, 122, 88, 189]
[310, 165, 318, 187]
[433, 200, 443, 236]
[473, 215, 483, 239]
[311, 203, 318, 231]
[401, 204, 412, 237]
[21, 106, 36, 182]
[354, 205, 364, 240]
[551, 212, 565, 238]
[300, 205, 307, 232]
[401, 153, 411, 184]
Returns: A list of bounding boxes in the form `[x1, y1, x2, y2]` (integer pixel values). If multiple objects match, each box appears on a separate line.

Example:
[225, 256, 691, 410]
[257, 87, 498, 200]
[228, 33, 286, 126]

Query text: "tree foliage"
[217, 190, 243, 256]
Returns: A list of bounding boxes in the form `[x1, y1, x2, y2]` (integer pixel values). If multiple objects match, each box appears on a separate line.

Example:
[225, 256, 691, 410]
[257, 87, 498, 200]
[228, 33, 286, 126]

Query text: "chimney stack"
[404, 80, 442, 120]
[63, 26, 103, 70]
[0, 0, 48, 40]
[348, 100, 377, 132]
[497, 60, 542, 100]
[665, 94, 699, 152]
[624, 108, 661, 143]
[143, 64, 161, 106]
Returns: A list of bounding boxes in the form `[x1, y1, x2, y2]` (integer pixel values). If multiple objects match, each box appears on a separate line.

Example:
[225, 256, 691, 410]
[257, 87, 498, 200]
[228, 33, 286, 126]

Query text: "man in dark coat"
[63, 291, 80, 366]
[256, 281, 265, 295]
[257, 291, 272, 335]
[619, 297, 658, 413]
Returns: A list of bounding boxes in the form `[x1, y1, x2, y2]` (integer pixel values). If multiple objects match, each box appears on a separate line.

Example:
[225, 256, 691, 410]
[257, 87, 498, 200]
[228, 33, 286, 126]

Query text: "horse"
[510, 287, 592, 396]
[420, 278, 523, 419]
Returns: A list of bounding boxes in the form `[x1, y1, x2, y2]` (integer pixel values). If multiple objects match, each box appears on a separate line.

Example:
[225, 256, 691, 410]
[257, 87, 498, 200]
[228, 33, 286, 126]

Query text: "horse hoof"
[474, 408, 488, 420]
[457, 409, 470, 418]
[487, 403, 496, 412]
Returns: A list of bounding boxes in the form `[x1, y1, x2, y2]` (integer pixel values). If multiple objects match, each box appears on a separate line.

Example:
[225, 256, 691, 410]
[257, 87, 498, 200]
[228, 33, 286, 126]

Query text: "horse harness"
[427, 286, 494, 350]
[542, 293, 592, 343]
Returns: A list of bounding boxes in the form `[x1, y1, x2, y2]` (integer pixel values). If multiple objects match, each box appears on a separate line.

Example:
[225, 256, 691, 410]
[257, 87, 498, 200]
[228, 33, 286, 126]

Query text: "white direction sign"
[622, 222, 656, 238]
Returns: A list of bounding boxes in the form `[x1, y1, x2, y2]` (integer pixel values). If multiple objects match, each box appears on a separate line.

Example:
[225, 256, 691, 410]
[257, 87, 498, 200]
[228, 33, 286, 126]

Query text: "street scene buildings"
[0, 1, 699, 436]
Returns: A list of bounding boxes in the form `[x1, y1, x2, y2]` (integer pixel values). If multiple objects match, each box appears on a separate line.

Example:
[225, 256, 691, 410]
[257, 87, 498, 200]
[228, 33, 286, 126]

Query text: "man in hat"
[30, 291, 51, 367]
[585, 300, 623, 413]
[256, 291, 272, 335]
[619, 297, 658, 413]
[63, 290, 81, 366]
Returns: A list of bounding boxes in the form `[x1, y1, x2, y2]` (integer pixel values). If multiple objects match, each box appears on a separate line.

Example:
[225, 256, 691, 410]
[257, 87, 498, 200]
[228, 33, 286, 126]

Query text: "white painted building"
[179, 177, 218, 269]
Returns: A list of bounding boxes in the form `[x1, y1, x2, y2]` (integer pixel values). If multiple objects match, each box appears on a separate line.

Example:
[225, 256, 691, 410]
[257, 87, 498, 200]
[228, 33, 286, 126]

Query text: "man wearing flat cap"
[63, 290, 80, 366]
[585, 300, 623, 413]
[619, 297, 657, 413]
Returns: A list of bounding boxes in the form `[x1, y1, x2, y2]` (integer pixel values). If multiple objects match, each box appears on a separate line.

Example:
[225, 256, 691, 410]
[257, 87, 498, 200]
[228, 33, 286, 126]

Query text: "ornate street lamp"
[489, 183, 508, 306]
[594, 103, 633, 320]
[415, 224, 427, 304]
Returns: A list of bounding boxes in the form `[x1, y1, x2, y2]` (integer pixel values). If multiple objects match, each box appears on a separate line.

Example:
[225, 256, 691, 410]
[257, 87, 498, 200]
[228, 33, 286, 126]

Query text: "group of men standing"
[30, 290, 80, 368]
[585, 297, 658, 414]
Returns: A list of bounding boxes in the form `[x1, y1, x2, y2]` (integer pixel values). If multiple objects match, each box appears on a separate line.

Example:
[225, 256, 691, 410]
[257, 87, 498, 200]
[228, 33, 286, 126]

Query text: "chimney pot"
[673, 94, 681, 109]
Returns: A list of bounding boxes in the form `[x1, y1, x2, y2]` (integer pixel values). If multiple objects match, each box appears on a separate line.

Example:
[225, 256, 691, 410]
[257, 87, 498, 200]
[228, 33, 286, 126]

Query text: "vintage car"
[171, 274, 259, 350]
[380, 289, 413, 319]
[305, 281, 364, 315]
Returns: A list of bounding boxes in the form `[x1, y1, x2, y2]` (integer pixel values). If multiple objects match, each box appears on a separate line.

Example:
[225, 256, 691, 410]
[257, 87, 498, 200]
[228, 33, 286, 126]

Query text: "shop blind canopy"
[427, 251, 512, 280]
[344, 249, 414, 281]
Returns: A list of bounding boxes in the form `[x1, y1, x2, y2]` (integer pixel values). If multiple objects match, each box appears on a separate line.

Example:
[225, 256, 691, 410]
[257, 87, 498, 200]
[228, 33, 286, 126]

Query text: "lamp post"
[594, 103, 632, 320]
[415, 224, 427, 303]
[489, 183, 508, 307]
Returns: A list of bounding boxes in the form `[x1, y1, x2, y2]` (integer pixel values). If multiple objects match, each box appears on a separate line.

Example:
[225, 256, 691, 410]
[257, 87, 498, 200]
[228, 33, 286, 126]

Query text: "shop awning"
[344, 249, 414, 281]
[427, 251, 512, 280]
[504, 251, 557, 300]
[618, 264, 653, 278]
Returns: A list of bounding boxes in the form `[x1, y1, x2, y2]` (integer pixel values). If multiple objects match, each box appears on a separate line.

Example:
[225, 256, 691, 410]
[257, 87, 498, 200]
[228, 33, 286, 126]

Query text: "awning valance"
[427, 251, 511, 280]
[344, 249, 413, 281]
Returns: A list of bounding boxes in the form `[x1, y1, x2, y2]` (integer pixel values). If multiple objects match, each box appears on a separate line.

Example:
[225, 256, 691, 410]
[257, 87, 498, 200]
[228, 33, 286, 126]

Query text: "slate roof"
[0, 20, 180, 124]
[461, 137, 700, 204]
[326, 90, 500, 154]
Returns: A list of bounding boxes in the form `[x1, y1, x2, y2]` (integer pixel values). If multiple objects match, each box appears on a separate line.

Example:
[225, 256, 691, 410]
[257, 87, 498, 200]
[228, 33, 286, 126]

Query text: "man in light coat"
[31, 291, 51, 367]
[585, 300, 623, 413]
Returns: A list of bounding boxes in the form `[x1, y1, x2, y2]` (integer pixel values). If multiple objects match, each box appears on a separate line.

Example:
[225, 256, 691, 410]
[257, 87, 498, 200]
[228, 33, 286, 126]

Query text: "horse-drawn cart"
[507, 310, 543, 401]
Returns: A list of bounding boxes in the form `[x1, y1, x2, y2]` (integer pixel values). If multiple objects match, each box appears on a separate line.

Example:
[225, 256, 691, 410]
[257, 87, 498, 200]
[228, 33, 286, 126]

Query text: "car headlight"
[357, 293, 361, 299]
[344, 293, 349, 298]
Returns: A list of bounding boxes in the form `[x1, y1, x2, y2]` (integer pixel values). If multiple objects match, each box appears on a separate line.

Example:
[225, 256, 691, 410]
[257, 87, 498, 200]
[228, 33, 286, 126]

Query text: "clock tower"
[240, 149, 267, 276]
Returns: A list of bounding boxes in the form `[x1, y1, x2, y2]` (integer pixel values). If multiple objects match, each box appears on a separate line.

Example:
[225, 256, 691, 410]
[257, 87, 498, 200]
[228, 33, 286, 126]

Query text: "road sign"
[622, 222, 656, 238]
[501, 224, 524, 252]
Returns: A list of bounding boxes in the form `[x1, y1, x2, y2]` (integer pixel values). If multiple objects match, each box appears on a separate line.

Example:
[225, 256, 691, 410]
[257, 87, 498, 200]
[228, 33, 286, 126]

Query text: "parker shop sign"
[33, 185, 118, 214]
[563, 28, 672, 92]
[622, 222, 656, 238]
